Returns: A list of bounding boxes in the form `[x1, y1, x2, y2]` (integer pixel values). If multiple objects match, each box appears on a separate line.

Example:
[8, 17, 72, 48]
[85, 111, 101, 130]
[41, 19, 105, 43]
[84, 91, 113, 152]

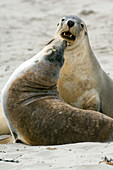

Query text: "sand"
[0, 0, 113, 169]
[0, 141, 113, 170]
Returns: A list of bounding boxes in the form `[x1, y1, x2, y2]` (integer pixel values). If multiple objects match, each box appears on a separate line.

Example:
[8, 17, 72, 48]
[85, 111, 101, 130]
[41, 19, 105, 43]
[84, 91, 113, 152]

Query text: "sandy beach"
[0, 0, 113, 169]
[0, 142, 113, 170]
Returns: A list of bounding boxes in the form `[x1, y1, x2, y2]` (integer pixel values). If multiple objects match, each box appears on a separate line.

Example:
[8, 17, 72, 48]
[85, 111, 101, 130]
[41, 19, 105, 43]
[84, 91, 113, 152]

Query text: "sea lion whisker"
[46, 39, 55, 45]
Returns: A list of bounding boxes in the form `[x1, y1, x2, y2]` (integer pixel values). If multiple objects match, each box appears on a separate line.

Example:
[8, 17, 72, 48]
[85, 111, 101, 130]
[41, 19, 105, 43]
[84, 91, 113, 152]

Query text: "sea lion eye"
[80, 23, 84, 29]
[61, 18, 65, 22]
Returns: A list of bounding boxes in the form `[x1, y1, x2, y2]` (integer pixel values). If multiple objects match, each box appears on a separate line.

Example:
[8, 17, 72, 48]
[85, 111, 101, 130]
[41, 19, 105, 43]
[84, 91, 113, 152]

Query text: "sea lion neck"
[3, 38, 66, 107]
[6, 61, 60, 107]
[28, 60, 60, 88]
[64, 36, 92, 63]
[20, 60, 60, 98]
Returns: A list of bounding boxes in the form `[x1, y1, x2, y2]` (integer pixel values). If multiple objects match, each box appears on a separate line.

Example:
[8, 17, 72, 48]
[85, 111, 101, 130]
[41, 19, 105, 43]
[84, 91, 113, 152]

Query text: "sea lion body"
[56, 15, 113, 118]
[1, 39, 66, 144]
[1, 38, 113, 145]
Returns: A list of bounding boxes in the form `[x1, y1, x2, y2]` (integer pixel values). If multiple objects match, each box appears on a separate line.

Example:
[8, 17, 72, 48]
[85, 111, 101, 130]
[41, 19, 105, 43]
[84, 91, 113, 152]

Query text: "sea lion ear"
[85, 31, 87, 35]
[84, 24, 88, 36]
[80, 23, 84, 29]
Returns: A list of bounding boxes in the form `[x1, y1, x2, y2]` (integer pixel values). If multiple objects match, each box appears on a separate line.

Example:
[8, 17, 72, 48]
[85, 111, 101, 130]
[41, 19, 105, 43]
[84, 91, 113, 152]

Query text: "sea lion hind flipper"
[84, 93, 100, 111]
[0, 104, 10, 135]
[0, 135, 15, 144]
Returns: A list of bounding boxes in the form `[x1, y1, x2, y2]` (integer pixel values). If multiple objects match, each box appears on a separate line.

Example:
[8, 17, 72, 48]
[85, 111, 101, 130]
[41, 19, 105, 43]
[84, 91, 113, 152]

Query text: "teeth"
[62, 32, 75, 40]
[63, 32, 73, 37]
[70, 34, 72, 38]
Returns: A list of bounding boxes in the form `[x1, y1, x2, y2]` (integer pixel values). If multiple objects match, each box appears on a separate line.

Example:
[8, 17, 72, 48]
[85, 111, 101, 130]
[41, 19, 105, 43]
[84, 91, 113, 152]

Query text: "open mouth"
[61, 31, 76, 41]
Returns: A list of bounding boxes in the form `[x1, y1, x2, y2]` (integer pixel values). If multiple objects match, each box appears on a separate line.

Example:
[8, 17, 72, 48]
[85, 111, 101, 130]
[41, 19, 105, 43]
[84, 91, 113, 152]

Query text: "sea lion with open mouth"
[56, 15, 113, 118]
[0, 38, 113, 145]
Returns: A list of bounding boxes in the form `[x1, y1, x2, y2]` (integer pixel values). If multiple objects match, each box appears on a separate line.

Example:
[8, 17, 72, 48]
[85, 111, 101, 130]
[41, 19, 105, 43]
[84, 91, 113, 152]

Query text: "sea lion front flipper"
[0, 135, 15, 144]
[84, 93, 100, 111]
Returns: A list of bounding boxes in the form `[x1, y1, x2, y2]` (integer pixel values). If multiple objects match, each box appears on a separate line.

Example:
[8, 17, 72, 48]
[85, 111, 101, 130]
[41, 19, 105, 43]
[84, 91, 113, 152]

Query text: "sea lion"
[0, 38, 113, 145]
[56, 15, 113, 118]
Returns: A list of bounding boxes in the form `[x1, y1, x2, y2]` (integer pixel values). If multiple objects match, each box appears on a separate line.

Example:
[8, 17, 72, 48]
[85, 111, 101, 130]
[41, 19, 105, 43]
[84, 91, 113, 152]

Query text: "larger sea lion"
[56, 15, 113, 118]
[0, 38, 113, 145]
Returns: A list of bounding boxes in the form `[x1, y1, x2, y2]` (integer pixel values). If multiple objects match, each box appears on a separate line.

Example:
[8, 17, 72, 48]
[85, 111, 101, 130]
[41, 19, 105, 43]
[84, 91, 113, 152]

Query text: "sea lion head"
[44, 38, 67, 68]
[34, 38, 67, 86]
[55, 15, 88, 48]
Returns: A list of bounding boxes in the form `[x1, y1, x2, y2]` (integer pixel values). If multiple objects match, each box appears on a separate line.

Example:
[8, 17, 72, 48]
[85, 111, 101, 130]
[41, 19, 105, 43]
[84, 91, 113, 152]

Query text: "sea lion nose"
[67, 20, 74, 28]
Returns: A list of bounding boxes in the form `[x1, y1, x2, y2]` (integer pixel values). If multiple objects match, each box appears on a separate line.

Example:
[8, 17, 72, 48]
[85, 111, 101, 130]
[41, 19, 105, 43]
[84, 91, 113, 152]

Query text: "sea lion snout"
[67, 20, 75, 28]
[45, 39, 67, 67]
[53, 39, 67, 67]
